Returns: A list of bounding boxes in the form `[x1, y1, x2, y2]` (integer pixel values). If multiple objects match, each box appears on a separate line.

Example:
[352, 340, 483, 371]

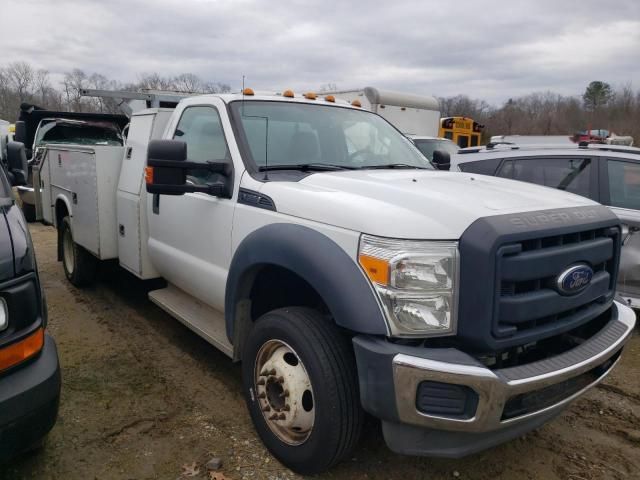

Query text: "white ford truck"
[31, 89, 635, 474]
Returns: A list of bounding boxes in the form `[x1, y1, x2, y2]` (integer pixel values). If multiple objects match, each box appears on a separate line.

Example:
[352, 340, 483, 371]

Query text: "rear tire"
[22, 203, 36, 222]
[242, 307, 363, 475]
[60, 216, 97, 287]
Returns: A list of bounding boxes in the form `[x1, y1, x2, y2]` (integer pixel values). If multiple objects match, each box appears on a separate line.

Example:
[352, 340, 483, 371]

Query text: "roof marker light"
[325, 95, 335, 103]
[283, 89, 294, 98]
[304, 92, 317, 100]
[351, 99, 362, 108]
[243, 88, 255, 96]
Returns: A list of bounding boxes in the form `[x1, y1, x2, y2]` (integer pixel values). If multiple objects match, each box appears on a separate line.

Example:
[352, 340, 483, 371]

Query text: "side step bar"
[149, 284, 233, 358]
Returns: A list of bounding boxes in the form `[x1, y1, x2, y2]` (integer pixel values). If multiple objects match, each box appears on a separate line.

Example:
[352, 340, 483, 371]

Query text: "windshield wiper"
[259, 163, 356, 172]
[360, 164, 428, 170]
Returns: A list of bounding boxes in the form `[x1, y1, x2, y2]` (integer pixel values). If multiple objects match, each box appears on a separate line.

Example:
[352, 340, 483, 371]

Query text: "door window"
[497, 157, 592, 198]
[458, 135, 469, 148]
[459, 158, 502, 176]
[607, 160, 640, 210]
[173, 106, 230, 185]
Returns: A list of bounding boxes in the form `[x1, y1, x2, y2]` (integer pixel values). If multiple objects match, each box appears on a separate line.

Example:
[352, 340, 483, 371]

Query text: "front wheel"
[60, 216, 97, 287]
[242, 307, 363, 475]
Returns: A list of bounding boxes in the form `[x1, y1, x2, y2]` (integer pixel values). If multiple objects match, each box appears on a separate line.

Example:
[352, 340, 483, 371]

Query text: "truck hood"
[259, 170, 598, 239]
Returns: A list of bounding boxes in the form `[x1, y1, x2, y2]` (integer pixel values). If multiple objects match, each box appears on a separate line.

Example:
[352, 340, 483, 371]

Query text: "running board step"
[149, 284, 233, 358]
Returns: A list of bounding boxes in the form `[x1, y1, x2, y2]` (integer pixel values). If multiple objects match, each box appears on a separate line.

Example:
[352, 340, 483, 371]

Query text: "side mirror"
[145, 139, 231, 197]
[6, 141, 28, 186]
[432, 150, 451, 171]
[13, 121, 27, 144]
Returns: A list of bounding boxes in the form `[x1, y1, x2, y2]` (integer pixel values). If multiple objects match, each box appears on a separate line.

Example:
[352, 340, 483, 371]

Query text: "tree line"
[1, 61, 639, 143]
[0, 61, 231, 120]
[439, 81, 640, 142]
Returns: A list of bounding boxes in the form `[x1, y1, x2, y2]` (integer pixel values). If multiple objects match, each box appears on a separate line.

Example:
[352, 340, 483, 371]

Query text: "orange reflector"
[144, 166, 154, 184]
[324, 95, 335, 103]
[283, 89, 294, 98]
[351, 99, 362, 108]
[0, 328, 44, 372]
[304, 92, 317, 100]
[243, 88, 255, 96]
[358, 255, 389, 285]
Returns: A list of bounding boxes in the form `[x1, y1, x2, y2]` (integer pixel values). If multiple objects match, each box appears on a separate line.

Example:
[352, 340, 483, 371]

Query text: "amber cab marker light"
[351, 99, 362, 108]
[283, 89, 295, 98]
[358, 254, 389, 285]
[243, 88, 255, 96]
[0, 327, 44, 372]
[144, 166, 154, 184]
[304, 92, 317, 100]
[325, 95, 336, 103]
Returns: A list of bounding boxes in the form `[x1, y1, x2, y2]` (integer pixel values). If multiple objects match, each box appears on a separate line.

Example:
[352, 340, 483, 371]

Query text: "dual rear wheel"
[242, 307, 364, 474]
[60, 216, 97, 287]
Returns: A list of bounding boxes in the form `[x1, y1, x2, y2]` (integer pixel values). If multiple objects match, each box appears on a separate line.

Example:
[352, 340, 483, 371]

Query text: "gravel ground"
[1, 222, 639, 480]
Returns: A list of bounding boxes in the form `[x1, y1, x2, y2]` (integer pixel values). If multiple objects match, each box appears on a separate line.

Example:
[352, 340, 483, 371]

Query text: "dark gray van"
[0, 141, 60, 462]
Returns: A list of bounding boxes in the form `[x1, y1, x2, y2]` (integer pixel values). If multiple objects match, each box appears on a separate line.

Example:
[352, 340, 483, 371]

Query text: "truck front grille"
[456, 206, 621, 352]
[494, 227, 619, 342]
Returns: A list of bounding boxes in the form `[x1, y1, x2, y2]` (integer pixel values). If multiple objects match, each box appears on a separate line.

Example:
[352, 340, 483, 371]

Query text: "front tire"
[242, 307, 363, 474]
[60, 216, 97, 287]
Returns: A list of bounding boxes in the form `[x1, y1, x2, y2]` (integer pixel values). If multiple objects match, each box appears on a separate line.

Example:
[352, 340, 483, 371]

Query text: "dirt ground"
[1, 222, 639, 480]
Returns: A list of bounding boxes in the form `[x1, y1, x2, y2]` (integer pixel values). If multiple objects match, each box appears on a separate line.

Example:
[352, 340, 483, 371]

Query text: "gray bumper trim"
[392, 301, 635, 432]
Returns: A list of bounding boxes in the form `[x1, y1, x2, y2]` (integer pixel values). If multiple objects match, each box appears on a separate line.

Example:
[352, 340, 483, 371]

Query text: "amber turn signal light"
[358, 254, 389, 285]
[0, 328, 44, 373]
[144, 166, 154, 184]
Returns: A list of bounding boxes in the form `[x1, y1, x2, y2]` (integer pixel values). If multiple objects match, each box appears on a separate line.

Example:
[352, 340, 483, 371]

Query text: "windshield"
[413, 139, 459, 161]
[35, 120, 123, 147]
[230, 101, 432, 170]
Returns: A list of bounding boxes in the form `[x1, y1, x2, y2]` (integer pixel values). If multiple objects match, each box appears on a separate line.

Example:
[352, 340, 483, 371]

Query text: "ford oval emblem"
[556, 264, 594, 295]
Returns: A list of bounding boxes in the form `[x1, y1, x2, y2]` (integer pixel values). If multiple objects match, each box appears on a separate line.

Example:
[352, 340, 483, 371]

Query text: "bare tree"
[6, 61, 34, 102]
[138, 72, 175, 91]
[62, 69, 88, 111]
[34, 69, 51, 106]
[202, 81, 231, 94]
[173, 73, 202, 93]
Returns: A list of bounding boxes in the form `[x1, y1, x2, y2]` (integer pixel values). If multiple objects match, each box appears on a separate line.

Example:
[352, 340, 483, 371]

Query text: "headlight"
[0, 297, 7, 332]
[359, 235, 458, 337]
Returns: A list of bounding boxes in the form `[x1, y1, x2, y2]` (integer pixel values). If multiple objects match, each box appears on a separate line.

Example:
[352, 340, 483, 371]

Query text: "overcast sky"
[2, 0, 639, 104]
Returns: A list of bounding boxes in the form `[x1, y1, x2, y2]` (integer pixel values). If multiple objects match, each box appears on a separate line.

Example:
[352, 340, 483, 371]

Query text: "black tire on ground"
[60, 216, 98, 287]
[22, 203, 36, 222]
[242, 307, 363, 475]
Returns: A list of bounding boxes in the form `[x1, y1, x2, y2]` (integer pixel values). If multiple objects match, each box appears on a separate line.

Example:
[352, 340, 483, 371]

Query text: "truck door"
[147, 102, 235, 311]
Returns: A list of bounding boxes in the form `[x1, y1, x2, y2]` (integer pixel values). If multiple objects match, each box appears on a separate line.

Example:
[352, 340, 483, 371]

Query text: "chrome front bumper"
[391, 301, 635, 433]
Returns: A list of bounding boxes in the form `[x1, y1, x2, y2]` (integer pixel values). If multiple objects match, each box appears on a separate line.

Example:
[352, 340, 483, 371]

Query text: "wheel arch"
[225, 224, 388, 359]
[55, 196, 72, 261]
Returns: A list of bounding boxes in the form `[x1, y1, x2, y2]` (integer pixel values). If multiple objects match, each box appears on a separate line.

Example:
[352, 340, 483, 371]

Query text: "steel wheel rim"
[63, 227, 75, 275]
[254, 339, 315, 445]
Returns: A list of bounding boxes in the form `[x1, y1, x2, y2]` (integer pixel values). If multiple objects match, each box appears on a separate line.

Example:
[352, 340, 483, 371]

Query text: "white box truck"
[31, 88, 635, 474]
[322, 86, 440, 136]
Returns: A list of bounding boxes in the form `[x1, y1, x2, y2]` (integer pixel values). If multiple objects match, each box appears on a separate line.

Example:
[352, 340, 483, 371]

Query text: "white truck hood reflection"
[259, 170, 598, 239]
